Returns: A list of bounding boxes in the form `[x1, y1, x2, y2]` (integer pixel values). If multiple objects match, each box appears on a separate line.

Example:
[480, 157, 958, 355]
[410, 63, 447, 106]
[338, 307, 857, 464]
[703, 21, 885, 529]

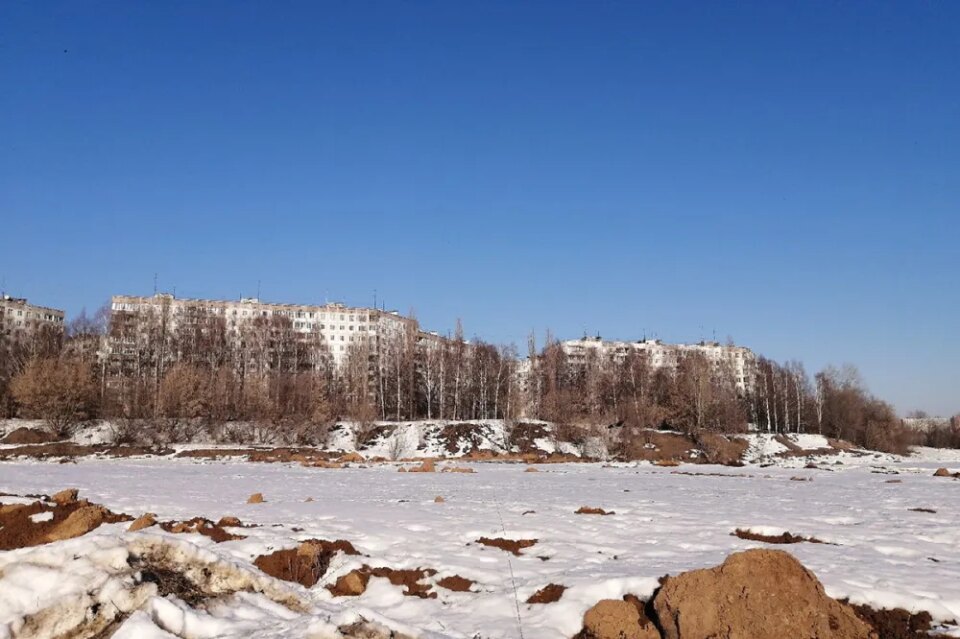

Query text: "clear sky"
[1, 1, 958, 416]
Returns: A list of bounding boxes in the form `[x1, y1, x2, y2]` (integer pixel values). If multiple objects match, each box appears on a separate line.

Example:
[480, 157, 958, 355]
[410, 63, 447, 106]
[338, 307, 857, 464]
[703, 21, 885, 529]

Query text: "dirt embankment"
[0, 489, 131, 550]
[620, 431, 747, 466]
[574, 548, 945, 639]
[0, 442, 174, 460]
[1, 427, 59, 444]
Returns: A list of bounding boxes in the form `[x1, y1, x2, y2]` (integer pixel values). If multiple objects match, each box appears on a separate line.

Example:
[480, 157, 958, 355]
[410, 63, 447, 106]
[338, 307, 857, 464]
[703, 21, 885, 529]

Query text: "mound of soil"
[476, 536, 538, 556]
[128, 513, 157, 531]
[436, 575, 474, 592]
[933, 468, 959, 478]
[845, 601, 936, 639]
[407, 459, 436, 473]
[247, 492, 265, 503]
[0, 491, 131, 550]
[733, 528, 829, 545]
[652, 549, 872, 639]
[255, 539, 360, 588]
[160, 517, 246, 543]
[527, 583, 566, 604]
[329, 566, 438, 599]
[1, 427, 58, 444]
[575, 596, 659, 639]
[576, 506, 615, 515]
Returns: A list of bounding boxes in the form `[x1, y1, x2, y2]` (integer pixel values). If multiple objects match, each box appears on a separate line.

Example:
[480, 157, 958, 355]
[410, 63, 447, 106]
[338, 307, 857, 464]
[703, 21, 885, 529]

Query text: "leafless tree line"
[0, 303, 947, 453]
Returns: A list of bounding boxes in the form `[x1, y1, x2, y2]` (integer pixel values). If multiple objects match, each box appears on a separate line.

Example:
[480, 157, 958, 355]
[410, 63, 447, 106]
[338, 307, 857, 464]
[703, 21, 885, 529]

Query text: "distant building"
[107, 293, 436, 369]
[559, 336, 757, 392]
[0, 295, 65, 343]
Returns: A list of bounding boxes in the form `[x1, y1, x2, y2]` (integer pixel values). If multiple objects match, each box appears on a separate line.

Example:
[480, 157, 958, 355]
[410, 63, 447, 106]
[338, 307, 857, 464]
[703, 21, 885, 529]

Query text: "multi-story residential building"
[108, 293, 430, 370]
[0, 295, 65, 342]
[559, 336, 757, 392]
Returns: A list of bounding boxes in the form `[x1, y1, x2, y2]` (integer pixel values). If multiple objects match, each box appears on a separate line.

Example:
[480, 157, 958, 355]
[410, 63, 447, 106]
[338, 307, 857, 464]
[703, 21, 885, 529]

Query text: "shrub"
[10, 357, 98, 437]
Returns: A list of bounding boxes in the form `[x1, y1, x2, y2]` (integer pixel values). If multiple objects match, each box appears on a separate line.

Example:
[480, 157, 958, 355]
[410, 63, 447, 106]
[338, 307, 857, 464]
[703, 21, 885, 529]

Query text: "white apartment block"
[109, 293, 423, 367]
[0, 295, 65, 341]
[560, 336, 757, 393]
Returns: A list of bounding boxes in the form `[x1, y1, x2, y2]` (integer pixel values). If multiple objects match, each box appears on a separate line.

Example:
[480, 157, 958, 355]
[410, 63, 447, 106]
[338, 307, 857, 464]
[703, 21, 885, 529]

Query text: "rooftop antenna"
[256, 280, 261, 301]
[374, 289, 377, 310]
[713, 328, 717, 342]
[153, 273, 158, 295]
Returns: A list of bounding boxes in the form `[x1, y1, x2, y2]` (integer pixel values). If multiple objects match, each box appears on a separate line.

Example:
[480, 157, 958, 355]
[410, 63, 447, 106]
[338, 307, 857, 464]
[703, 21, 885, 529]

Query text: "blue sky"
[1, 1, 958, 416]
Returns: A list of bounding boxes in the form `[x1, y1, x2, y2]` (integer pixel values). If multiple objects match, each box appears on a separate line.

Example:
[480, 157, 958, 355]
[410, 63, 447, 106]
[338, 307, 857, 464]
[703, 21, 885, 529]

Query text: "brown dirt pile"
[329, 566, 439, 598]
[476, 536, 538, 556]
[733, 528, 829, 545]
[407, 459, 436, 473]
[575, 596, 660, 639]
[933, 468, 959, 478]
[576, 506, 615, 515]
[160, 517, 246, 543]
[652, 549, 873, 639]
[247, 492, 265, 503]
[0, 490, 131, 550]
[128, 513, 157, 531]
[527, 583, 566, 604]
[255, 539, 360, 588]
[845, 601, 937, 639]
[436, 575, 474, 592]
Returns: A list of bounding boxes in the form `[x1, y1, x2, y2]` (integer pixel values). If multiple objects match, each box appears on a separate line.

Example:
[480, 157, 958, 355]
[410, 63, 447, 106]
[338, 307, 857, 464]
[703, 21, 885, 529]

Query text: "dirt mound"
[52, 488, 79, 505]
[576, 506, 614, 515]
[845, 601, 936, 639]
[160, 517, 246, 543]
[652, 549, 873, 639]
[733, 528, 829, 545]
[329, 566, 438, 598]
[0, 492, 131, 550]
[255, 546, 328, 588]
[527, 583, 566, 604]
[255, 539, 360, 588]
[247, 492, 265, 503]
[437, 575, 474, 592]
[407, 459, 436, 473]
[129, 513, 157, 531]
[933, 468, 959, 478]
[476, 536, 538, 556]
[575, 597, 660, 639]
[1, 427, 58, 444]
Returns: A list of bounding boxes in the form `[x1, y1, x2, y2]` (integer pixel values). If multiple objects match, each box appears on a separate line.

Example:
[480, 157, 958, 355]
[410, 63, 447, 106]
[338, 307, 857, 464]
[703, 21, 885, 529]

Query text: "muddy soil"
[475, 536, 538, 556]
[527, 583, 566, 604]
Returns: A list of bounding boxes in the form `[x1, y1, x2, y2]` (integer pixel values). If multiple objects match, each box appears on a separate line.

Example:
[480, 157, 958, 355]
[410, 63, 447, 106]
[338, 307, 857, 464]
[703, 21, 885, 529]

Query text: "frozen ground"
[1, 452, 959, 638]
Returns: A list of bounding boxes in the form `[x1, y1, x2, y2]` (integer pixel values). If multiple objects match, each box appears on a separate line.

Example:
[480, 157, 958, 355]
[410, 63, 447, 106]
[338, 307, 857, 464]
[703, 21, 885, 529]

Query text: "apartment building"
[108, 293, 427, 368]
[0, 295, 65, 342]
[560, 335, 757, 393]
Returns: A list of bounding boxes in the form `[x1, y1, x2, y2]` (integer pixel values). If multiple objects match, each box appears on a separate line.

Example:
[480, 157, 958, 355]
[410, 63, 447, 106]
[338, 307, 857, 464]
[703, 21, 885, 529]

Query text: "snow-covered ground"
[1, 454, 959, 638]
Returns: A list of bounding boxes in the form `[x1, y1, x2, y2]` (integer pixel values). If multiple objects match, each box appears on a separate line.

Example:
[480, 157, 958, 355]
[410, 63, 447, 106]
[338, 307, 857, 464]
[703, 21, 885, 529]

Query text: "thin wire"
[493, 497, 525, 639]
